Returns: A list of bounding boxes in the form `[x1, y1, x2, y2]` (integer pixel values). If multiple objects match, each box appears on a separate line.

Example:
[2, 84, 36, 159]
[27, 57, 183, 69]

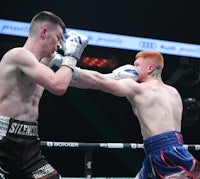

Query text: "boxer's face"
[134, 58, 146, 82]
[40, 23, 63, 58]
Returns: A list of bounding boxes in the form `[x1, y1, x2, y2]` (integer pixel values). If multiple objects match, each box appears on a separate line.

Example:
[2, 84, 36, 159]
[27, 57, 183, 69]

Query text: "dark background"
[1, 0, 200, 177]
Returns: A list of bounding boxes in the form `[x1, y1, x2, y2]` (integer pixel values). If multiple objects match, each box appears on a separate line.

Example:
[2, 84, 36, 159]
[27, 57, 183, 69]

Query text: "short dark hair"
[29, 11, 66, 33]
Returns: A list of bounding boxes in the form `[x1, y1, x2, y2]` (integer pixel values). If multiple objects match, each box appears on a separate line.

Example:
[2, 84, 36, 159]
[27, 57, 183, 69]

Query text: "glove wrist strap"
[64, 53, 79, 61]
[61, 56, 77, 70]
[103, 73, 116, 80]
[72, 67, 81, 80]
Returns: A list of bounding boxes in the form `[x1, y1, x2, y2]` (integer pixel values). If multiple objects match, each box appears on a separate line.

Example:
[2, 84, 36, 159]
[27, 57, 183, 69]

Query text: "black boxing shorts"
[0, 116, 61, 179]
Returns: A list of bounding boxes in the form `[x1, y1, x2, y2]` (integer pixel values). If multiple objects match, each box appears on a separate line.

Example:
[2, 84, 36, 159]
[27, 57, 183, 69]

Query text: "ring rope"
[40, 141, 200, 151]
[40, 141, 200, 179]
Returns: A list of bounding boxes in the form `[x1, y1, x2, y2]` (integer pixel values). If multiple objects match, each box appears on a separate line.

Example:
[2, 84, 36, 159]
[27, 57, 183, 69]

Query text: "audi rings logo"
[139, 41, 157, 49]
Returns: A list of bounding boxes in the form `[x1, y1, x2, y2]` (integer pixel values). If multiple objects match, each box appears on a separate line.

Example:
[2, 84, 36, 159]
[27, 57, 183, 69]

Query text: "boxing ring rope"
[40, 141, 200, 179]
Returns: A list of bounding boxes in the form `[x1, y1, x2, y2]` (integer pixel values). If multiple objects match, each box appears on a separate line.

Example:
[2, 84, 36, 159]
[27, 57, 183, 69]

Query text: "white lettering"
[8, 122, 38, 136]
[53, 142, 78, 147]
[33, 164, 55, 178]
[8, 123, 17, 133]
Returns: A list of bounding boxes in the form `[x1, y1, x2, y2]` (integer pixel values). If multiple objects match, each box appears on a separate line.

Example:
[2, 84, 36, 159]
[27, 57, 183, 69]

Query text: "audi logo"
[139, 41, 157, 49]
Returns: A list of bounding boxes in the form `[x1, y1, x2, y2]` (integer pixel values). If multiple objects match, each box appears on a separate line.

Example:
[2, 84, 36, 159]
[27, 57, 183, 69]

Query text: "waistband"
[144, 131, 183, 155]
[0, 116, 38, 139]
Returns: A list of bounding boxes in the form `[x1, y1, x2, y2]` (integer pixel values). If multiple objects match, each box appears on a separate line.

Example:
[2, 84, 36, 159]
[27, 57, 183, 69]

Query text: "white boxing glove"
[104, 64, 139, 81]
[48, 51, 82, 80]
[48, 51, 63, 72]
[60, 31, 88, 70]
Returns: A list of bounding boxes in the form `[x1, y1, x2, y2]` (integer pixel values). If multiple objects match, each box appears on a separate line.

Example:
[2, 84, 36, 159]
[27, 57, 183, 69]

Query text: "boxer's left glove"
[60, 31, 88, 70]
[104, 64, 139, 80]
[48, 51, 63, 72]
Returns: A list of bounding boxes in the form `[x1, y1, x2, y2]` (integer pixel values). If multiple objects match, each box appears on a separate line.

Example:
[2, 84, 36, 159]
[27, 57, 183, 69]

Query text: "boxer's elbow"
[48, 84, 68, 96]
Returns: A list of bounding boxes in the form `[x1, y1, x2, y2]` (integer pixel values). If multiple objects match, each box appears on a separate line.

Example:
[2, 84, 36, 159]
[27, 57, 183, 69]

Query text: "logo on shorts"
[32, 164, 57, 179]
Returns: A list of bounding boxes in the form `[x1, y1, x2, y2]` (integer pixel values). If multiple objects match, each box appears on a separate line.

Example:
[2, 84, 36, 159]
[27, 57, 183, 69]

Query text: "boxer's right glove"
[60, 31, 88, 70]
[49, 52, 82, 79]
[104, 64, 139, 81]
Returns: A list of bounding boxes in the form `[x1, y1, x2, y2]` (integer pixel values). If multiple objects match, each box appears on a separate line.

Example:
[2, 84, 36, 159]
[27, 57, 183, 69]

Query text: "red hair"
[135, 50, 164, 69]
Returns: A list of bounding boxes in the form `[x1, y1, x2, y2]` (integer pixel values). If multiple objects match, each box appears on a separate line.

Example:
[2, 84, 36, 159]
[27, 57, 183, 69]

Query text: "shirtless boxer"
[0, 11, 88, 179]
[69, 50, 200, 178]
